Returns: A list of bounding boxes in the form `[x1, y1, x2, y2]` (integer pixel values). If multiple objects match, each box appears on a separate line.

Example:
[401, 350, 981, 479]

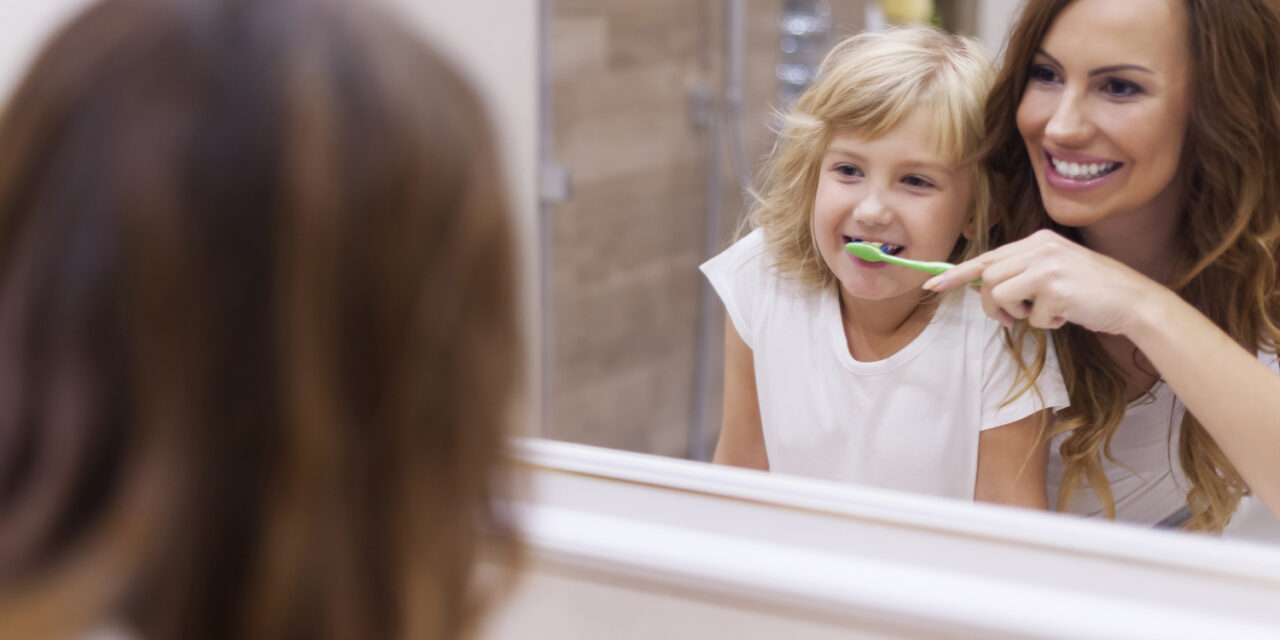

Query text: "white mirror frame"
[485, 438, 1280, 639]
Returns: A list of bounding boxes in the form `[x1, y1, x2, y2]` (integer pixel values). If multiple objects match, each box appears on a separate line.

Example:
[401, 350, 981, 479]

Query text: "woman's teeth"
[1050, 156, 1119, 180]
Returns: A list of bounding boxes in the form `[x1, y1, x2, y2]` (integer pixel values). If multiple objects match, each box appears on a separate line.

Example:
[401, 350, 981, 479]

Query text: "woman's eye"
[1027, 63, 1060, 84]
[903, 175, 935, 189]
[1101, 77, 1143, 98]
[835, 164, 862, 178]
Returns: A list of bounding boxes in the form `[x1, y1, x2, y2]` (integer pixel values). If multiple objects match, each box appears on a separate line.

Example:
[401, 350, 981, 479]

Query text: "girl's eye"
[1101, 77, 1143, 98]
[834, 163, 862, 178]
[1027, 63, 1060, 84]
[903, 175, 935, 189]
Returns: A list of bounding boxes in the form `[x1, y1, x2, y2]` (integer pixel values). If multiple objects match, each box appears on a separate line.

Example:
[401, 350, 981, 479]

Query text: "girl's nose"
[852, 189, 892, 226]
[1044, 90, 1094, 145]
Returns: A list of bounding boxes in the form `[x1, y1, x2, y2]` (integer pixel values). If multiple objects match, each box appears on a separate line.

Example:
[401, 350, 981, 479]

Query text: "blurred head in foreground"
[0, 0, 521, 637]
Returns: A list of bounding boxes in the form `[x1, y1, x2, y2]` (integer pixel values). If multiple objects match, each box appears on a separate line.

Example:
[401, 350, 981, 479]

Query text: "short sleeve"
[699, 229, 769, 349]
[980, 325, 1070, 430]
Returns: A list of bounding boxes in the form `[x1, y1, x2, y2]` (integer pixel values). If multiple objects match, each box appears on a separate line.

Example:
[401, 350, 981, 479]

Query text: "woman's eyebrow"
[1088, 64, 1155, 77]
[1034, 49, 1064, 68]
[1035, 49, 1154, 76]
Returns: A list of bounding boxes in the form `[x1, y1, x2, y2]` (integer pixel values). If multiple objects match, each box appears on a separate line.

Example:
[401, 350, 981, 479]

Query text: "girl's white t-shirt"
[1048, 351, 1280, 539]
[701, 230, 1070, 500]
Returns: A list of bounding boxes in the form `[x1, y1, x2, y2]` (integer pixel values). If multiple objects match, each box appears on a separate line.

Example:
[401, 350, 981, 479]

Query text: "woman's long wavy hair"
[984, 0, 1280, 531]
[0, 0, 521, 637]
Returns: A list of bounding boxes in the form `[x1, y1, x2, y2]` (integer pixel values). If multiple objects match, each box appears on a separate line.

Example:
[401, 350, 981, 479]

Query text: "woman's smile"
[1015, 0, 1191, 232]
[1042, 149, 1124, 193]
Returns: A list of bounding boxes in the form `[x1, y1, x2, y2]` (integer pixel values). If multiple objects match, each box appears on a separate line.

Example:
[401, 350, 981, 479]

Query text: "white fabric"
[700, 229, 1070, 500]
[1047, 350, 1280, 538]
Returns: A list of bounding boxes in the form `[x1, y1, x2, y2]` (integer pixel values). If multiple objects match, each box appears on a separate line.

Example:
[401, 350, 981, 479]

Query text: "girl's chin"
[838, 280, 906, 302]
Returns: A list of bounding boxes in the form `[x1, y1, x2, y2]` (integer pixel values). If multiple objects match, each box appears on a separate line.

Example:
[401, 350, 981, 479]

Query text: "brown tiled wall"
[547, 1, 867, 457]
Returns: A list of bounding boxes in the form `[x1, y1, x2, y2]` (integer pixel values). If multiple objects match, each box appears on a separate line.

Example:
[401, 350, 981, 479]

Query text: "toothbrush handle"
[903, 260, 955, 276]
[884, 255, 983, 286]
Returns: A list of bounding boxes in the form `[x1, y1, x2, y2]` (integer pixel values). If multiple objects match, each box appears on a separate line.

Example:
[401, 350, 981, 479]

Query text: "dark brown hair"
[0, 0, 521, 636]
[984, 0, 1280, 531]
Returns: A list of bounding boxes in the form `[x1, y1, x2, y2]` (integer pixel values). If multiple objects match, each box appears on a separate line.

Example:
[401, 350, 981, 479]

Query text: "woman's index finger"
[923, 234, 1042, 291]
[924, 256, 989, 291]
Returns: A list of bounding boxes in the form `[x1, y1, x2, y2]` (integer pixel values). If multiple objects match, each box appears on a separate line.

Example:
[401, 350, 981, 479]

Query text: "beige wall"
[0, 1, 97, 100]
[977, 0, 1023, 54]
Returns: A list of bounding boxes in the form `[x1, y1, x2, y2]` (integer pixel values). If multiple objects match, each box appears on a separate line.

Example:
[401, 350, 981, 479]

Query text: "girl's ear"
[961, 213, 977, 241]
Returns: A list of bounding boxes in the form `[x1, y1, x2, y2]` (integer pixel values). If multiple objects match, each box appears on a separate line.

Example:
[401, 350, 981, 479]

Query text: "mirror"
[536, 0, 1280, 545]
[486, 438, 1280, 638]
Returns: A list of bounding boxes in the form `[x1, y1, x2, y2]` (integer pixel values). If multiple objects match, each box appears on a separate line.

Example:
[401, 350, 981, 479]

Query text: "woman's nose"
[1044, 90, 1094, 145]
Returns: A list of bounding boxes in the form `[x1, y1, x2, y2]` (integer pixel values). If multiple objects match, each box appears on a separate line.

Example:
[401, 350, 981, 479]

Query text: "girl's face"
[813, 108, 972, 302]
[1016, 0, 1192, 234]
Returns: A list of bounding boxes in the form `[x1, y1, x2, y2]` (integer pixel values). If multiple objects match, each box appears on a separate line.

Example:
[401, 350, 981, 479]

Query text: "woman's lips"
[1043, 150, 1123, 193]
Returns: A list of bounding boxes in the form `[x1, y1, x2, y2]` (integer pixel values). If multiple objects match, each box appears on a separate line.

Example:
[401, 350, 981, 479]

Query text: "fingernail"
[923, 276, 944, 291]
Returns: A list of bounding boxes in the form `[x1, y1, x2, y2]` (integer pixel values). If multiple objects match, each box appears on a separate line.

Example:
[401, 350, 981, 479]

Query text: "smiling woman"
[1016, 0, 1191, 236]
[928, 0, 1280, 533]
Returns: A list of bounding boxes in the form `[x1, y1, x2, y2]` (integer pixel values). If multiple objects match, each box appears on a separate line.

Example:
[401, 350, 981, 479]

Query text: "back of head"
[0, 0, 520, 637]
[752, 25, 994, 289]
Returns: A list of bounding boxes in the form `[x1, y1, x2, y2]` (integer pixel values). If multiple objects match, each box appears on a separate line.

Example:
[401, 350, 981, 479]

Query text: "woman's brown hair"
[984, 0, 1280, 531]
[0, 0, 521, 637]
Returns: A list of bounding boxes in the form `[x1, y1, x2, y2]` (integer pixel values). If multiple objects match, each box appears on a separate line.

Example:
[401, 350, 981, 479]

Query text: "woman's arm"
[714, 316, 769, 470]
[1124, 285, 1280, 516]
[975, 411, 1050, 509]
[929, 230, 1280, 515]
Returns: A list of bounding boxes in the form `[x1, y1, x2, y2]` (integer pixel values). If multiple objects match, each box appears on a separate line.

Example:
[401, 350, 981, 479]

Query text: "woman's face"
[1016, 0, 1192, 235]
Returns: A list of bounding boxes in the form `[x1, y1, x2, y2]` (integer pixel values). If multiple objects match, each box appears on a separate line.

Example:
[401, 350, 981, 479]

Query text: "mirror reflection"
[541, 0, 1280, 543]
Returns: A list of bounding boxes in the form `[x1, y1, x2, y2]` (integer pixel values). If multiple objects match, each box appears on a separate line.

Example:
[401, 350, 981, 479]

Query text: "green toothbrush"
[845, 241, 982, 285]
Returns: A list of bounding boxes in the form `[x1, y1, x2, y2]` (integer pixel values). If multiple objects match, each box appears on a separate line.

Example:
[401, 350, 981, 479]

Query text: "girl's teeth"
[848, 239, 903, 255]
[1051, 157, 1118, 180]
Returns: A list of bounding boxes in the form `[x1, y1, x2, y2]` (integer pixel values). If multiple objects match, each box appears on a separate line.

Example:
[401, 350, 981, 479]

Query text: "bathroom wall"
[545, 1, 869, 457]
[0, 1, 97, 99]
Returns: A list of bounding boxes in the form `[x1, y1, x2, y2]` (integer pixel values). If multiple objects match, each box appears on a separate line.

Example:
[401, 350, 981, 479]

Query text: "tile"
[557, 109, 706, 184]
[553, 59, 701, 131]
[543, 0, 825, 457]
[550, 352, 697, 457]
[552, 15, 609, 79]
[552, 258, 700, 391]
[551, 161, 709, 288]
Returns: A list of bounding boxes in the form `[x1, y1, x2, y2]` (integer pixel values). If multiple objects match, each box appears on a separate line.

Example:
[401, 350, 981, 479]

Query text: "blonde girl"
[702, 26, 1068, 507]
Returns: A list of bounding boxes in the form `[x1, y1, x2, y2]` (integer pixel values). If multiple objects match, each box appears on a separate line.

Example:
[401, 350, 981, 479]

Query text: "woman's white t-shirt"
[701, 230, 1070, 500]
[1048, 351, 1280, 538]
